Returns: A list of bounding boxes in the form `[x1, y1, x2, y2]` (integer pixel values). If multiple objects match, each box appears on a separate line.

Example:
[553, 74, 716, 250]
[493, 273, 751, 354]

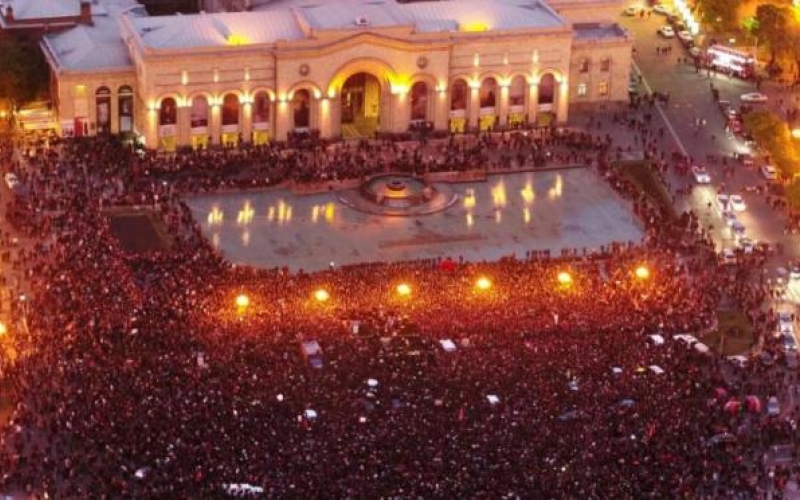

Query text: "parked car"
[768, 396, 780, 417]
[677, 31, 693, 44]
[741, 92, 768, 103]
[722, 211, 738, 227]
[781, 333, 798, 352]
[688, 46, 702, 59]
[790, 264, 800, 280]
[716, 194, 730, 213]
[658, 26, 675, 38]
[731, 220, 746, 238]
[720, 248, 737, 265]
[691, 165, 711, 184]
[737, 237, 755, 253]
[623, 5, 638, 15]
[734, 152, 754, 166]
[653, 4, 672, 15]
[727, 355, 749, 368]
[729, 194, 746, 212]
[761, 165, 778, 181]
[4, 173, 19, 190]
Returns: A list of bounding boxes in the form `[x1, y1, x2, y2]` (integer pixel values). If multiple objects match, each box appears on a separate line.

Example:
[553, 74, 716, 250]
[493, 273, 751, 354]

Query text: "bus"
[706, 45, 756, 79]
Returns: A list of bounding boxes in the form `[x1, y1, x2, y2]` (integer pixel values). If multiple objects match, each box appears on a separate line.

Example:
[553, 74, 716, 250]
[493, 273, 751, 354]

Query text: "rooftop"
[572, 22, 627, 40]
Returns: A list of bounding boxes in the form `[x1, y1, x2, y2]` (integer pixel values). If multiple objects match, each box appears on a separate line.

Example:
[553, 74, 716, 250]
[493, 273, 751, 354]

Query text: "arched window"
[190, 95, 209, 129]
[292, 89, 310, 129]
[95, 86, 111, 134]
[579, 58, 590, 73]
[450, 79, 468, 111]
[539, 74, 556, 105]
[410, 82, 428, 121]
[509, 76, 526, 107]
[253, 91, 271, 124]
[159, 97, 177, 126]
[118, 85, 133, 133]
[479, 78, 498, 108]
[221, 94, 239, 126]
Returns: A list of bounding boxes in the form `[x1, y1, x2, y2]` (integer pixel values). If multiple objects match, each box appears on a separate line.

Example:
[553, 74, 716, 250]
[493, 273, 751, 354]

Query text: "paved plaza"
[185, 168, 644, 271]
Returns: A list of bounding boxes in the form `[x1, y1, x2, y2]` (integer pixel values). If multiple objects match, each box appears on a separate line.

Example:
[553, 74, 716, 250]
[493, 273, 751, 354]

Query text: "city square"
[3, 0, 800, 497]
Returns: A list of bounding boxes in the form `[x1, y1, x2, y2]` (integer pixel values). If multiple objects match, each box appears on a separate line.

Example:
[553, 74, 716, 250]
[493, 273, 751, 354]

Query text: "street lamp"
[0, 322, 6, 336]
[314, 288, 330, 302]
[235, 294, 250, 312]
[635, 266, 650, 280]
[557, 271, 573, 286]
[475, 277, 492, 291]
[396, 283, 412, 296]
[792, 128, 800, 139]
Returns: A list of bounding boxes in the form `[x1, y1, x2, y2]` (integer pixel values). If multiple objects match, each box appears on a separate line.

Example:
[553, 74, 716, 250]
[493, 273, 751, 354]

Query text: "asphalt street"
[617, 11, 800, 283]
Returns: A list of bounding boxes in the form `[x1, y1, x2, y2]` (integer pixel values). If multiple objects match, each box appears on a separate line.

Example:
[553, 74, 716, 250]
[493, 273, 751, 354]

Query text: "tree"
[699, 0, 742, 32]
[756, 4, 791, 63]
[0, 41, 49, 106]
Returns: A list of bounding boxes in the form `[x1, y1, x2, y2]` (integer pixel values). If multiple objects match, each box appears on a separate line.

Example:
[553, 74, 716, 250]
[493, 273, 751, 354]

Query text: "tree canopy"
[0, 41, 49, 106]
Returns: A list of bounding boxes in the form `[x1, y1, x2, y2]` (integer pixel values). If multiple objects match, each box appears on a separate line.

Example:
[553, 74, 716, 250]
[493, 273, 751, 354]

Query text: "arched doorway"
[410, 81, 429, 122]
[479, 77, 498, 131]
[537, 73, 557, 127]
[449, 79, 469, 133]
[508, 76, 527, 127]
[95, 87, 111, 135]
[118, 85, 133, 133]
[159, 97, 178, 151]
[292, 90, 311, 130]
[221, 93, 240, 147]
[340, 72, 381, 138]
[190, 95, 209, 150]
[252, 91, 271, 145]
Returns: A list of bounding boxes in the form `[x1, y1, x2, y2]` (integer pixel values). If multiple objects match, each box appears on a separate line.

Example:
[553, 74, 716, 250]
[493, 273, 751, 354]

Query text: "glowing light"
[241, 230, 250, 247]
[0, 322, 7, 336]
[237, 201, 254, 225]
[208, 206, 224, 225]
[466, 213, 474, 227]
[491, 179, 507, 208]
[267, 200, 292, 224]
[548, 174, 562, 200]
[473, 53, 480, 68]
[463, 189, 476, 209]
[461, 22, 488, 32]
[523, 207, 531, 224]
[476, 277, 492, 290]
[521, 181, 535, 205]
[396, 283, 412, 296]
[212, 233, 220, 248]
[227, 34, 248, 46]
[792, 128, 800, 139]
[314, 289, 330, 302]
[635, 266, 650, 280]
[557, 271, 572, 285]
[391, 83, 409, 95]
[235, 294, 250, 309]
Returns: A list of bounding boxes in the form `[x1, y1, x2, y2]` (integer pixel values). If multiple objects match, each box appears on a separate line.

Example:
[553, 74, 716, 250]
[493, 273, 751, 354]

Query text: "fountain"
[338, 173, 457, 216]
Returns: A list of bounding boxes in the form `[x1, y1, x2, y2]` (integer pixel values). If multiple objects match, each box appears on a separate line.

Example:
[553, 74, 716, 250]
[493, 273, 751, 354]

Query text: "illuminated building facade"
[40, 0, 633, 149]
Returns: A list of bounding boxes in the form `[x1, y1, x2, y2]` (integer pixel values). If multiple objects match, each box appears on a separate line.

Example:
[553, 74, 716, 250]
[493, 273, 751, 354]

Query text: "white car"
[677, 31, 693, 43]
[731, 220, 746, 238]
[659, 26, 675, 38]
[761, 165, 777, 181]
[741, 92, 768, 103]
[728, 355, 749, 368]
[716, 194, 730, 213]
[623, 5, 638, 15]
[722, 210, 738, 227]
[692, 166, 711, 184]
[4, 173, 18, 190]
[720, 248, 737, 265]
[768, 396, 780, 417]
[688, 46, 702, 58]
[738, 237, 755, 253]
[653, 4, 671, 15]
[729, 194, 746, 212]
[778, 311, 794, 334]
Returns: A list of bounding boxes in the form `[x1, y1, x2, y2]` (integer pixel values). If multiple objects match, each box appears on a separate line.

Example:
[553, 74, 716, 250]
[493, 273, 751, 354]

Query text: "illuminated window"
[598, 81, 609, 96]
[577, 83, 588, 97]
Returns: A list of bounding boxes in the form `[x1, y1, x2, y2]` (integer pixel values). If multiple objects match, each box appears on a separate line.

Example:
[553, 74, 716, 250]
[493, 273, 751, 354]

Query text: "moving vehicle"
[658, 26, 675, 38]
[4, 173, 18, 190]
[729, 194, 746, 212]
[691, 166, 711, 184]
[708, 45, 756, 80]
[761, 165, 777, 181]
[740, 92, 768, 103]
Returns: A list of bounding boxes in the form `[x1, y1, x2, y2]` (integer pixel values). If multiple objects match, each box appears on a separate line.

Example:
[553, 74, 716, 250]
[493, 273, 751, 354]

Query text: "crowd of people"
[0, 120, 792, 498]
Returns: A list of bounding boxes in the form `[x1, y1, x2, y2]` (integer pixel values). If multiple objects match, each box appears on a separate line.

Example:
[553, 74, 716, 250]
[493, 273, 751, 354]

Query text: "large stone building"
[40, 0, 632, 150]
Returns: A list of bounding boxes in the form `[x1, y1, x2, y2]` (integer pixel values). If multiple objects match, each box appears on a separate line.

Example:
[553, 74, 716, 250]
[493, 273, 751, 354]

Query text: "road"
[618, 11, 800, 285]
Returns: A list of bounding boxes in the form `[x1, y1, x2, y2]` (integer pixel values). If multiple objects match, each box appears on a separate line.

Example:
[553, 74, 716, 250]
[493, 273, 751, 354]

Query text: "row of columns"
[142, 83, 569, 149]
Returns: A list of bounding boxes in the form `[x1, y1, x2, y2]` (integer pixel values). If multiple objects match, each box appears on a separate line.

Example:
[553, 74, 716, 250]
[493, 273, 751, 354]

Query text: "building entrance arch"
[340, 72, 382, 139]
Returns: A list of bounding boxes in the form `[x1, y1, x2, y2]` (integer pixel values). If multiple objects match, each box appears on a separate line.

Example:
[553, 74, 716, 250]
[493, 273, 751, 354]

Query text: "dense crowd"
[0, 127, 790, 498]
